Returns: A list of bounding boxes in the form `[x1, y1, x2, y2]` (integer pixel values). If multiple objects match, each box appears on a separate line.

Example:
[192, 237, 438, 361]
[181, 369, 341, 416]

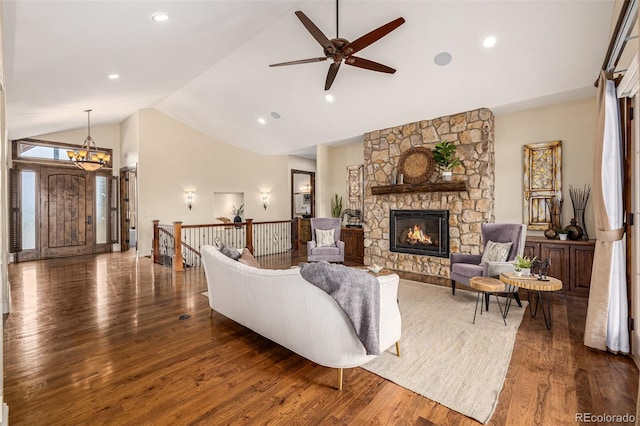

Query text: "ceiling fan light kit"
[269, 2, 405, 90]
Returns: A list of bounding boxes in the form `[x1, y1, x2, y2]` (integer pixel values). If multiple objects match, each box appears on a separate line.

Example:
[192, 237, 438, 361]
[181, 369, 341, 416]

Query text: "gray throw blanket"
[299, 262, 380, 355]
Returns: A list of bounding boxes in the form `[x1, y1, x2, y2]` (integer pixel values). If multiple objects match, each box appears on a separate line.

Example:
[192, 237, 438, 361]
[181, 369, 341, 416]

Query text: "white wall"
[120, 111, 139, 168]
[315, 144, 332, 217]
[327, 141, 365, 212]
[495, 97, 597, 237]
[136, 109, 290, 256]
[0, 9, 7, 419]
[213, 192, 244, 220]
[288, 155, 316, 173]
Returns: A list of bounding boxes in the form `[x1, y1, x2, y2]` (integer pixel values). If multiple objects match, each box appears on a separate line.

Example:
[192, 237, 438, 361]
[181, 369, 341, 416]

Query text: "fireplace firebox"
[390, 210, 449, 258]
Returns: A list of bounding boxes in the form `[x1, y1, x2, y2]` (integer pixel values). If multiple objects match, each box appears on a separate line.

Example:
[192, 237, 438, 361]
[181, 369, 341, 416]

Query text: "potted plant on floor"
[431, 140, 461, 181]
[513, 255, 536, 276]
[331, 193, 343, 218]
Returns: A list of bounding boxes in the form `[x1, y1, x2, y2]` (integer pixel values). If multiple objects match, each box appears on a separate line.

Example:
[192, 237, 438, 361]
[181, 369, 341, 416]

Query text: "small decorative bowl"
[368, 265, 382, 274]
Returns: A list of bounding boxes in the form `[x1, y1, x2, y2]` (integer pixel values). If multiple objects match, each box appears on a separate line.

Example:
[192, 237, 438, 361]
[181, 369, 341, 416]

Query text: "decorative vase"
[544, 227, 557, 240]
[442, 171, 452, 181]
[565, 218, 583, 241]
[573, 208, 588, 240]
[234, 215, 242, 223]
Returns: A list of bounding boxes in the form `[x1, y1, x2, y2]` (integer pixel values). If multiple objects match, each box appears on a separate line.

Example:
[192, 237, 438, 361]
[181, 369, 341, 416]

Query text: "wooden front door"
[40, 168, 94, 258]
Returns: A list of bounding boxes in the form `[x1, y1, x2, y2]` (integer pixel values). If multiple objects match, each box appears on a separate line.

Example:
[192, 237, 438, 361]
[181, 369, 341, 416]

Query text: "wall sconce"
[262, 192, 270, 210]
[185, 191, 195, 210]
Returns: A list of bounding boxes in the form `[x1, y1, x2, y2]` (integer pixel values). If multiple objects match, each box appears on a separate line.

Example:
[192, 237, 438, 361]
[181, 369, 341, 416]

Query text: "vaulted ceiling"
[3, 1, 616, 157]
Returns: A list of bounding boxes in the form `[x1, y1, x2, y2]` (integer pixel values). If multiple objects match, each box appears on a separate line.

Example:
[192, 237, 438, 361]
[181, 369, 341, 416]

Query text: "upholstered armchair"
[450, 223, 527, 307]
[307, 218, 345, 263]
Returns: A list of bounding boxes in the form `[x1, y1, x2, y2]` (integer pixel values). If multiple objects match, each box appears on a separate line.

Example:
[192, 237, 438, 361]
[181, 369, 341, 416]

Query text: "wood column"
[245, 219, 254, 254]
[173, 221, 183, 272]
[152, 220, 159, 264]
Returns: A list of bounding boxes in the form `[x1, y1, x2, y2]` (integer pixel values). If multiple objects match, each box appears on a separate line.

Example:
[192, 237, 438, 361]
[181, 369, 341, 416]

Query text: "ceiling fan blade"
[344, 17, 405, 56]
[325, 62, 341, 91]
[345, 56, 396, 74]
[295, 11, 335, 52]
[269, 57, 328, 67]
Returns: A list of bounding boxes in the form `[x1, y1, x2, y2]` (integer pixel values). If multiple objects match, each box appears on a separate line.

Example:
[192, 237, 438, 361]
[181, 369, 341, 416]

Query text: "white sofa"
[201, 245, 402, 390]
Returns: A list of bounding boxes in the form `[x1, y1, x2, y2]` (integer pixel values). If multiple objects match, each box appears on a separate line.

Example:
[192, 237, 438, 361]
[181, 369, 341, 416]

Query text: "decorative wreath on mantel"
[397, 147, 435, 184]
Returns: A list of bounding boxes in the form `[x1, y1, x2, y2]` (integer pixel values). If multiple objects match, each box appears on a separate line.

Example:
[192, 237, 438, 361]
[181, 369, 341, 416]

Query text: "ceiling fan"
[269, 2, 405, 91]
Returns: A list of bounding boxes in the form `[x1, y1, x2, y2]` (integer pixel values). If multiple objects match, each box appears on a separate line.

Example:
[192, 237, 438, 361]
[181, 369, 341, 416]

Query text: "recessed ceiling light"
[270, 112, 281, 119]
[151, 13, 170, 22]
[325, 94, 335, 103]
[107, 73, 120, 80]
[434, 52, 452, 66]
[258, 117, 267, 125]
[483, 36, 497, 48]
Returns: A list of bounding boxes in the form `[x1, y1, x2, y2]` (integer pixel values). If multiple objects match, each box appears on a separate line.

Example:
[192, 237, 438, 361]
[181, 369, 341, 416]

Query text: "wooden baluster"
[152, 220, 160, 264]
[173, 221, 183, 272]
[245, 219, 254, 255]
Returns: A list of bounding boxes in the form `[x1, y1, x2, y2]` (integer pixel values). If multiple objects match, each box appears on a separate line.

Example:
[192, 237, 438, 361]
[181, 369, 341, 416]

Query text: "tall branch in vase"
[569, 184, 591, 240]
[544, 195, 563, 240]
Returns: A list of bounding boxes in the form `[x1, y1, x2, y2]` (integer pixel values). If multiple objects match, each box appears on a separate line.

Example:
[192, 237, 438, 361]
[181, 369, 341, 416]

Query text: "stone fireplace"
[363, 108, 495, 278]
[390, 209, 449, 258]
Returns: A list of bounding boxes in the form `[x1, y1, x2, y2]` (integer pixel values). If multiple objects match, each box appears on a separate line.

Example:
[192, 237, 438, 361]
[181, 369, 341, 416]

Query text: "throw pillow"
[480, 240, 513, 264]
[316, 228, 335, 247]
[219, 242, 241, 260]
[238, 247, 261, 268]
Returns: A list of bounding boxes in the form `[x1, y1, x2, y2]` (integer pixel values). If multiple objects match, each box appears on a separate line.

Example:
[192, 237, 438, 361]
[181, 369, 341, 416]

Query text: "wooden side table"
[500, 273, 562, 329]
[469, 277, 507, 326]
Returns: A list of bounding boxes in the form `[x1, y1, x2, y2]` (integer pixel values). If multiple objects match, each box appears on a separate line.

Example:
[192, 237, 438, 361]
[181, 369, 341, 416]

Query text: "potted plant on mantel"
[431, 140, 461, 181]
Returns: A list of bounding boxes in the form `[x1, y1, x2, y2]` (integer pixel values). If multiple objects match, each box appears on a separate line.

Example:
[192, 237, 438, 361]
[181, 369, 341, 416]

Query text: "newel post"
[152, 220, 160, 264]
[173, 221, 184, 272]
[245, 218, 254, 254]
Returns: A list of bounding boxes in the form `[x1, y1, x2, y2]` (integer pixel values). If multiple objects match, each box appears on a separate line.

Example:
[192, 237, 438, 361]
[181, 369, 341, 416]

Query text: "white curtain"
[584, 71, 630, 353]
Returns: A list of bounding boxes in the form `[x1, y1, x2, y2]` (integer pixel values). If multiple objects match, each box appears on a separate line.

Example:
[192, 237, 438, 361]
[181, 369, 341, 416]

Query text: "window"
[96, 175, 108, 244]
[21, 170, 36, 250]
[13, 139, 113, 168]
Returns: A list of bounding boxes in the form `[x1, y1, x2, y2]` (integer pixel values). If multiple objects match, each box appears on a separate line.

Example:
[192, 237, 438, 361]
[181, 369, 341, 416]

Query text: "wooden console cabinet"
[524, 237, 596, 296]
[341, 227, 364, 264]
[294, 218, 312, 250]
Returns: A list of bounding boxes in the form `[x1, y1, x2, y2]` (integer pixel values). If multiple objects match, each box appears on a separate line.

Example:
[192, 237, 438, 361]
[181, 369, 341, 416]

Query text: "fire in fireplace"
[390, 210, 449, 258]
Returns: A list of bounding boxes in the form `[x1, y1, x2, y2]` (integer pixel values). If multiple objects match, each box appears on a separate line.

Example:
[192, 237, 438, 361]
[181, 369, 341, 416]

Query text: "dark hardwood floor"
[4, 251, 638, 425]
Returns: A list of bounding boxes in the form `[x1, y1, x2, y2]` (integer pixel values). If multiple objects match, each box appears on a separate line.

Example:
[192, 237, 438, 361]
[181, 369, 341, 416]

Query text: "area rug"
[362, 279, 526, 424]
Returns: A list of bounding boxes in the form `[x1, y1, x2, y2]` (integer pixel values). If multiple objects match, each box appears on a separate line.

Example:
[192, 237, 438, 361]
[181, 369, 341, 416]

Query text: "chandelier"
[66, 109, 110, 171]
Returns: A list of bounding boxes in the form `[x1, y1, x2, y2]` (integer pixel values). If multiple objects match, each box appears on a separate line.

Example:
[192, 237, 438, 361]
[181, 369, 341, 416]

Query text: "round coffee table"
[469, 276, 507, 326]
[500, 273, 562, 329]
